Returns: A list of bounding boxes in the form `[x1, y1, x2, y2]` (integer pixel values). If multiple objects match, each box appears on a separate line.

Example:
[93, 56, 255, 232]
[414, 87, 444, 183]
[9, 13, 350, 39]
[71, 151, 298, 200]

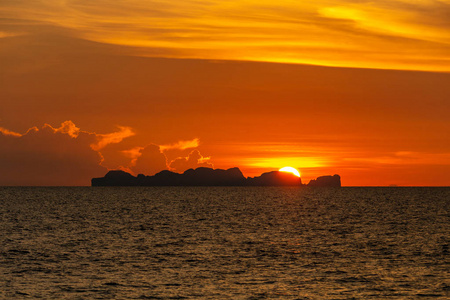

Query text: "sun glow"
[279, 166, 301, 177]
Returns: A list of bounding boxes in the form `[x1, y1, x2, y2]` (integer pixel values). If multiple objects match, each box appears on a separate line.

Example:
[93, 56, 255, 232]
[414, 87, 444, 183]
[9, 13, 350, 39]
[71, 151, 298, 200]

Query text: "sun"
[279, 166, 301, 177]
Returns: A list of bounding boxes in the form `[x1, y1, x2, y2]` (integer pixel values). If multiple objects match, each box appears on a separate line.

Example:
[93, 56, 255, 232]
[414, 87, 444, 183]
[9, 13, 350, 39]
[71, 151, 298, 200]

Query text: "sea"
[1, 187, 448, 299]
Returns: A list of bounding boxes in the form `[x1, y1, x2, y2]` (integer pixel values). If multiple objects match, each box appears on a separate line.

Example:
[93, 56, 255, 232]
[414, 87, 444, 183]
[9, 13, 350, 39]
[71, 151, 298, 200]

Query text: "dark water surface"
[1, 187, 449, 299]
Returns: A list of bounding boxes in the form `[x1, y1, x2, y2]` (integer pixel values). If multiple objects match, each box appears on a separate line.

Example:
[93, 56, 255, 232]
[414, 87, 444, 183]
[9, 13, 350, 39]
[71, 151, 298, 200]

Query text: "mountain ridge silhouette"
[91, 167, 341, 187]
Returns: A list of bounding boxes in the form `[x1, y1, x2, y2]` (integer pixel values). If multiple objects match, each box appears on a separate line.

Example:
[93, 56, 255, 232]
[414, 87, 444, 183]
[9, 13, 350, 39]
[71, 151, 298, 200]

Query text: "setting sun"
[279, 167, 301, 177]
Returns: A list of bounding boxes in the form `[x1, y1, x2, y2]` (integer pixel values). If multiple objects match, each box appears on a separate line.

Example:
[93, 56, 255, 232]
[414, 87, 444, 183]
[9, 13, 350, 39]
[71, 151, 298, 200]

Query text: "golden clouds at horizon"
[1, 0, 450, 71]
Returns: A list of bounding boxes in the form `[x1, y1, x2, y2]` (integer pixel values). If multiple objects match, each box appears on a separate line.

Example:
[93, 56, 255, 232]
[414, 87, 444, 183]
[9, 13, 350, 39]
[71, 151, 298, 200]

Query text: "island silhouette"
[91, 167, 341, 187]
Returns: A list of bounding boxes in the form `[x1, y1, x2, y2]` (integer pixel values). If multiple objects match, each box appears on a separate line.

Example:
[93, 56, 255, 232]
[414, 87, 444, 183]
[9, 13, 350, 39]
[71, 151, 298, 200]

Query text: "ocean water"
[0, 187, 448, 299]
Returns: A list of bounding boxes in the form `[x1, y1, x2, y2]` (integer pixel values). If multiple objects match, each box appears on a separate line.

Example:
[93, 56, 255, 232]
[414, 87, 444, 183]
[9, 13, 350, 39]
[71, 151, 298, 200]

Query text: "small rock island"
[91, 167, 341, 187]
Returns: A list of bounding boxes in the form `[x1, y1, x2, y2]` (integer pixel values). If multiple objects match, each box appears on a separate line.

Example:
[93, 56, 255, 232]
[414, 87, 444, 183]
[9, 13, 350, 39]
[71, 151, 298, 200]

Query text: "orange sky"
[0, 0, 449, 186]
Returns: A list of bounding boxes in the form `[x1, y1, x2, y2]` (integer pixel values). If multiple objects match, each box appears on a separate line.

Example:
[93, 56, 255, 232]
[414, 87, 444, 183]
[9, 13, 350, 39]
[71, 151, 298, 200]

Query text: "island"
[91, 167, 341, 187]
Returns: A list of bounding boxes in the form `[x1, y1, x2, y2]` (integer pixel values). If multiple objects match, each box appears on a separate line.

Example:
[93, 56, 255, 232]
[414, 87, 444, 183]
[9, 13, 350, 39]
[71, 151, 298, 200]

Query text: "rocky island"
[91, 167, 341, 187]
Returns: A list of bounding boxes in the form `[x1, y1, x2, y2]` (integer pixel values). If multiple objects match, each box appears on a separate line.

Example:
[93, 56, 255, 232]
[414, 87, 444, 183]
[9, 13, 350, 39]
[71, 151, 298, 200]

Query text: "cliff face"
[92, 167, 340, 187]
[181, 167, 246, 186]
[246, 171, 302, 186]
[92, 167, 247, 186]
[92, 170, 138, 186]
[307, 174, 341, 187]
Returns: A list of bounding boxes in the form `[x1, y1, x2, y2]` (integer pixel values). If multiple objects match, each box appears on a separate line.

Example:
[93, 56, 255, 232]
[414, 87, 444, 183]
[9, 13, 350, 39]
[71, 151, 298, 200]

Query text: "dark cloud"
[130, 144, 168, 175]
[0, 122, 106, 186]
[170, 149, 213, 173]
[0, 120, 216, 184]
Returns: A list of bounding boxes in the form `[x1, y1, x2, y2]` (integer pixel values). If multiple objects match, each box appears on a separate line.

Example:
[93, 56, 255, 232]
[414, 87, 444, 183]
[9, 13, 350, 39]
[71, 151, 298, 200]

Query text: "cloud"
[45, 120, 80, 138]
[130, 144, 168, 175]
[0, 120, 215, 183]
[160, 138, 200, 151]
[318, 3, 450, 44]
[0, 121, 106, 186]
[343, 151, 450, 165]
[121, 146, 144, 166]
[1, 0, 449, 71]
[0, 127, 22, 137]
[98, 137, 214, 176]
[169, 149, 213, 173]
[91, 126, 135, 151]
[95, 142, 168, 176]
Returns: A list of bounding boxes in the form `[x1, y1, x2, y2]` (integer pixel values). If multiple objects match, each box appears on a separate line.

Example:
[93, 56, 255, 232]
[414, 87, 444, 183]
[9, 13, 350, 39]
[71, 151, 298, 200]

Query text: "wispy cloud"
[160, 138, 200, 151]
[45, 120, 81, 138]
[91, 126, 135, 151]
[343, 151, 450, 165]
[0, 127, 22, 137]
[1, 0, 449, 71]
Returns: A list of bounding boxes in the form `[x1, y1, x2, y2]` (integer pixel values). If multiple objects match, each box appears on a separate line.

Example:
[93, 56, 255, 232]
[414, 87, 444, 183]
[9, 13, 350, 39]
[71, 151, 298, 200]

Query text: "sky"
[0, 0, 449, 186]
